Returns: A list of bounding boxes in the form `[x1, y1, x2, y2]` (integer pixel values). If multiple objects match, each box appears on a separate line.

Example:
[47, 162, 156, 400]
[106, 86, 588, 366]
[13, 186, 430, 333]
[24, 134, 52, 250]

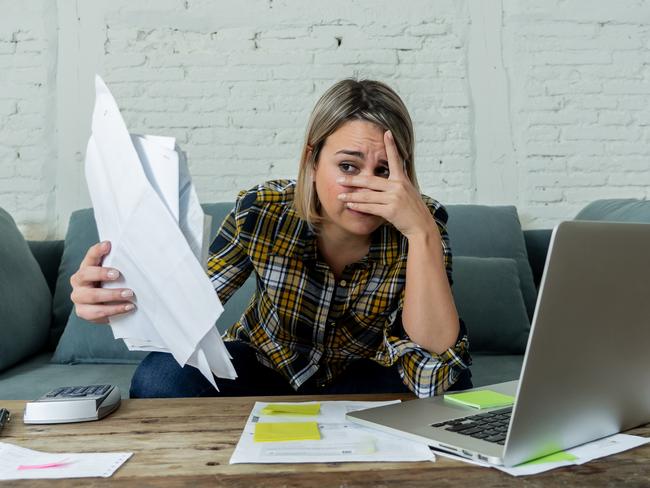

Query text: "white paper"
[433, 433, 650, 476]
[229, 401, 435, 464]
[85, 75, 237, 387]
[0, 442, 131, 480]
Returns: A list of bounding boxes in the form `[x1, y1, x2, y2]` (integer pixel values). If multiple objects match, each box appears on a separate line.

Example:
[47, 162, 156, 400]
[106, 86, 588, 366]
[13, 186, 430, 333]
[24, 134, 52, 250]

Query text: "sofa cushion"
[0, 207, 51, 372]
[575, 199, 650, 223]
[452, 256, 530, 354]
[52, 203, 254, 364]
[446, 205, 537, 322]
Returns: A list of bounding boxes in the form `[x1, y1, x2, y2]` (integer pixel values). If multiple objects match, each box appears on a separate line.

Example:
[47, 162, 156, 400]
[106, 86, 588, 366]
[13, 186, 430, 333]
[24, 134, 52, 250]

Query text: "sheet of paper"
[230, 401, 435, 464]
[433, 433, 649, 476]
[0, 442, 131, 480]
[85, 75, 237, 387]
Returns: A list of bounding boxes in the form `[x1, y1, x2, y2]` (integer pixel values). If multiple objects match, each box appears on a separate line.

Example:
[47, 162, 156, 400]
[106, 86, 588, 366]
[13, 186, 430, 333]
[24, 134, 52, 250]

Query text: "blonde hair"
[294, 79, 417, 228]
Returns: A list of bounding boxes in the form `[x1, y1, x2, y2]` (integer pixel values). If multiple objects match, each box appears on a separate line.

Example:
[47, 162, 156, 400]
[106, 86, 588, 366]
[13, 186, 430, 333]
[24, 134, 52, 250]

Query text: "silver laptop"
[347, 220, 650, 467]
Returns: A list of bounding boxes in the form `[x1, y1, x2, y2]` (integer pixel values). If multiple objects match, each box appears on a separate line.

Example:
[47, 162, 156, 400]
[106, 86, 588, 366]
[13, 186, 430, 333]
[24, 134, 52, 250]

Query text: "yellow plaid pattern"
[207, 180, 471, 398]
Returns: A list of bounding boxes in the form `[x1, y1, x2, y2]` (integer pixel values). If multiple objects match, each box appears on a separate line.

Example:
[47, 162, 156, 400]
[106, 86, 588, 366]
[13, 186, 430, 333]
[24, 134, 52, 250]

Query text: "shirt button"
[339, 280, 347, 287]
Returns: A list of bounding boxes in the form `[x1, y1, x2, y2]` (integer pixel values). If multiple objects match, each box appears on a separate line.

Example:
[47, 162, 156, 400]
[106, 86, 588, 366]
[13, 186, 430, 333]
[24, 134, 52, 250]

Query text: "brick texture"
[1, 0, 649, 238]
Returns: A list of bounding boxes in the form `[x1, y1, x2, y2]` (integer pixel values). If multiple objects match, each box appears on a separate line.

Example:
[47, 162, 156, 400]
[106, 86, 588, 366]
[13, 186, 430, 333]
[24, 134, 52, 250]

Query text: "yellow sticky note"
[260, 403, 321, 416]
[522, 450, 578, 466]
[254, 422, 321, 442]
[444, 390, 515, 409]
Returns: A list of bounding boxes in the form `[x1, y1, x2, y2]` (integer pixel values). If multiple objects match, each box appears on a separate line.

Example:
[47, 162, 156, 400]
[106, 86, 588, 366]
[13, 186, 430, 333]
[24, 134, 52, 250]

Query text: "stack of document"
[84, 75, 237, 389]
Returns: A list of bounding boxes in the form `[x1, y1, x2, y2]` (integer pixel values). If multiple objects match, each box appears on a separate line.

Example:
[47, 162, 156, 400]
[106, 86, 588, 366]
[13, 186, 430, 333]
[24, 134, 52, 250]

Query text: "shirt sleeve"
[380, 317, 471, 398]
[206, 189, 255, 304]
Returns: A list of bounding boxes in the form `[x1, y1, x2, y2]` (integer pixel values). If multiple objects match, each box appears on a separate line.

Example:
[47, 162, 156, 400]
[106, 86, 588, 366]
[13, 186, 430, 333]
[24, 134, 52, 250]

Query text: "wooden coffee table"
[2, 394, 649, 487]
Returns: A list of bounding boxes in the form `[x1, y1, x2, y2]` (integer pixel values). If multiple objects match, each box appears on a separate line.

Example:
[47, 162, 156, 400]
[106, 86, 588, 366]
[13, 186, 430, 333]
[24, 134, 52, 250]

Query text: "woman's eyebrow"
[335, 149, 388, 165]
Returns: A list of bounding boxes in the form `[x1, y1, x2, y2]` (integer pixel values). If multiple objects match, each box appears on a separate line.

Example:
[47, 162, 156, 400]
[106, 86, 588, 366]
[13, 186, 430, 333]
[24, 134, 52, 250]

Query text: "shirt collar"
[271, 205, 405, 265]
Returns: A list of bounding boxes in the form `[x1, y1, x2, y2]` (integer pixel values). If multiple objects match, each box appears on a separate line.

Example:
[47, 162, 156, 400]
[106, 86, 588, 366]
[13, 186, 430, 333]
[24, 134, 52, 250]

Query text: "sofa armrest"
[523, 229, 552, 291]
[27, 240, 64, 297]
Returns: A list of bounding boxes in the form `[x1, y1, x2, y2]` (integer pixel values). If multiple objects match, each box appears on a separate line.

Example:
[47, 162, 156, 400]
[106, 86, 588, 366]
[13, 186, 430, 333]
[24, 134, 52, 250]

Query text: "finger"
[80, 241, 112, 269]
[336, 175, 391, 191]
[71, 287, 134, 306]
[75, 302, 136, 322]
[70, 265, 121, 287]
[338, 190, 391, 205]
[345, 202, 388, 218]
[384, 130, 406, 180]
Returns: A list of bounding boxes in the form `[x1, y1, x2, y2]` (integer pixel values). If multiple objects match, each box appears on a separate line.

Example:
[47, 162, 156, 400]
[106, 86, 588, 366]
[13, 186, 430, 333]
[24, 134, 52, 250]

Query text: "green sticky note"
[444, 390, 515, 409]
[254, 422, 321, 442]
[260, 403, 321, 416]
[522, 450, 578, 466]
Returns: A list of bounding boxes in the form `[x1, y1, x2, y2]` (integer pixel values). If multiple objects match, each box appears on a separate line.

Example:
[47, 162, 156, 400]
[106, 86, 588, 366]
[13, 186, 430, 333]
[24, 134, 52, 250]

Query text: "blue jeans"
[129, 340, 472, 398]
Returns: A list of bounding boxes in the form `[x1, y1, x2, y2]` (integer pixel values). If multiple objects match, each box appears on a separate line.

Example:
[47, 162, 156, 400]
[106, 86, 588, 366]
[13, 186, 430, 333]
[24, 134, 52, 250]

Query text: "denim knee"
[129, 352, 211, 398]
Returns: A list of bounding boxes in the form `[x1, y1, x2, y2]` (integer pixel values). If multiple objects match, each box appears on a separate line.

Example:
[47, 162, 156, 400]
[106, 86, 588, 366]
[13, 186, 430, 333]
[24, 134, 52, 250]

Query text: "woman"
[70, 79, 472, 398]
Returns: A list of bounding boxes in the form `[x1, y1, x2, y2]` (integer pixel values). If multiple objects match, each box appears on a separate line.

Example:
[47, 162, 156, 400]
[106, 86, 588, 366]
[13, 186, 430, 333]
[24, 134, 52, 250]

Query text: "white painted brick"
[562, 126, 640, 142]
[616, 95, 649, 111]
[314, 49, 397, 65]
[526, 109, 598, 126]
[531, 50, 612, 65]
[566, 95, 618, 110]
[106, 67, 185, 82]
[603, 142, 648, 155]
[407, 22, 448, 37]
[608, 172, 650, 186]
[545, 80, 602, 95]
[525, 157, 567, 172]
[598, 110, 633, 125]
[526, 141, 605, 157]
[3, 1, 650, 237]
[144, 112, 228, 128]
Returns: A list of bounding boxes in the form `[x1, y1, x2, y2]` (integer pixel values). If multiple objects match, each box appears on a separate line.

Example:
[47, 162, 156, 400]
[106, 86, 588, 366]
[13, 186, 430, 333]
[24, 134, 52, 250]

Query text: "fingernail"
[337, 193, 346, 200]
[124, 304, 135, 312]
[102, 240, 110, 250]
[107, 269, 119, 279]
[121, 289, 133, 298]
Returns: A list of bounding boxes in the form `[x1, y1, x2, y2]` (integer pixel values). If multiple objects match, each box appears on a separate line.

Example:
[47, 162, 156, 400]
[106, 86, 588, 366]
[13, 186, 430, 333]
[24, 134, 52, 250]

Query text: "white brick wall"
[1, 0, 649, 239]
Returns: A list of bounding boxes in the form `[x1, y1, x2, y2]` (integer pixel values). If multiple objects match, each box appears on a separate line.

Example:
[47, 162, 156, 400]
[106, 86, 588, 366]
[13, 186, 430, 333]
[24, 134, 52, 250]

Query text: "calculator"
[23, 384, 121, 424]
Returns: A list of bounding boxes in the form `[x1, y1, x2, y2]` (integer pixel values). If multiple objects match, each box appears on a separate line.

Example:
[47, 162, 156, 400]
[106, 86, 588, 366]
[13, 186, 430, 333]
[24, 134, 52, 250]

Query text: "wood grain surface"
[1, 395, 649, 487]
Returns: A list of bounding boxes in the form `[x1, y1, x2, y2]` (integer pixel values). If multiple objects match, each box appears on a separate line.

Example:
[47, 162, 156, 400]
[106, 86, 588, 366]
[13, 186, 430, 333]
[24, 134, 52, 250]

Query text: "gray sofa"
[2, 198, 648, 400]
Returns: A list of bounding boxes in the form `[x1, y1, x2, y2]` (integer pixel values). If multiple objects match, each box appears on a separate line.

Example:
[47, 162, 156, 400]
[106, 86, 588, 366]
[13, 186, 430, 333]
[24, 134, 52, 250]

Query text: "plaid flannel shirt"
[207, 179, 471, 397]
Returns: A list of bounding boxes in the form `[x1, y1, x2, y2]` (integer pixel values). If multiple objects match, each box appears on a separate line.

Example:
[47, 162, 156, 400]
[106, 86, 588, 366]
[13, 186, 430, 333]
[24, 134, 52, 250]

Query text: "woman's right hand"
[70, 241, 135, 324]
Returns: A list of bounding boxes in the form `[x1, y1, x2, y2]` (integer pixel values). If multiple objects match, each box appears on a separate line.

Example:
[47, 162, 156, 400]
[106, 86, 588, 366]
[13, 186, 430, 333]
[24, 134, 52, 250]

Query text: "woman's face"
[313, 119, 390, 238]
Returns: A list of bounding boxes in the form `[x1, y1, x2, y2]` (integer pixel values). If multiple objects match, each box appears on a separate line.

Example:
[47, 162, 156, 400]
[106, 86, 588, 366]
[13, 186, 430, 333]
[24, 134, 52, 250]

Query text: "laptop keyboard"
[431, 407, 512, 445]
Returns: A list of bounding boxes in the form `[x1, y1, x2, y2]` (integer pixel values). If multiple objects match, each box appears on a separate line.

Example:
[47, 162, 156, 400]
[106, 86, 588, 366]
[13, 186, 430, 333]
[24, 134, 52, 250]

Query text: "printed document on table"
[0, 442, 131, 480]
[433, 433, 650, 476]
[230, 400, 435, 463]
[84, 75, 236, 388]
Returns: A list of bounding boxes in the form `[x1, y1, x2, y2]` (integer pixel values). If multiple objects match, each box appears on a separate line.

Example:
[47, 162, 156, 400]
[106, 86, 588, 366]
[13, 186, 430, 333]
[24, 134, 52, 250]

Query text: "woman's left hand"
[336, 130, 438, 240]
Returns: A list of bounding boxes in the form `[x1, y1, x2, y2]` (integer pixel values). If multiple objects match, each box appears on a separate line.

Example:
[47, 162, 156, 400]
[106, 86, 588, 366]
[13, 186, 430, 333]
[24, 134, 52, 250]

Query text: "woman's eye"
[376, 166, 390, 178]
[339, 163, 357, 174]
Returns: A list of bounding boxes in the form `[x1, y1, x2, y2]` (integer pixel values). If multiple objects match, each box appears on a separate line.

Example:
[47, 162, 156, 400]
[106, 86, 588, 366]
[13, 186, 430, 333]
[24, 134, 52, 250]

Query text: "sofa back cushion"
[0, 207, 51, 372]
[52, 204, 254, 364]
[446, 205, 536, 354]
[452, 257, 530, 354]
[575, 199, 650, 223]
